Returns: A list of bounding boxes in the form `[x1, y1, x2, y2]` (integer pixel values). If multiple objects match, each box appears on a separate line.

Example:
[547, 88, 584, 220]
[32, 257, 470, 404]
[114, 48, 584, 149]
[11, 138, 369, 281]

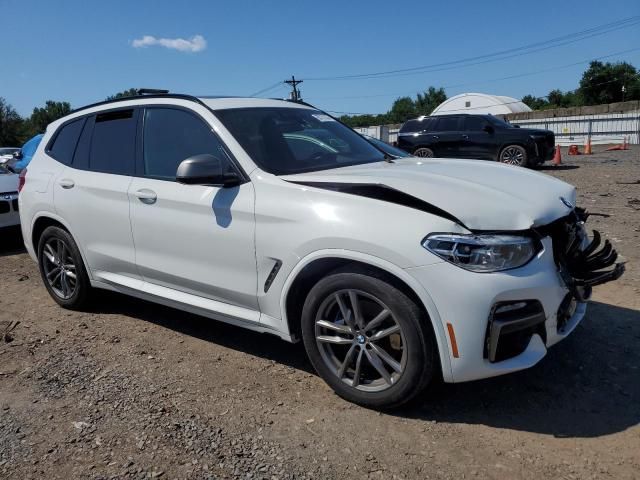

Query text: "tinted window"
[433, 117, 460, 132]
[143, 108, 232, 180]
[89, 109, 137, 175]
[216, 107, 385, 175]
[464, 116, 490, 131]
[49, 118, 85, 165]
[400, 118, 433, 133]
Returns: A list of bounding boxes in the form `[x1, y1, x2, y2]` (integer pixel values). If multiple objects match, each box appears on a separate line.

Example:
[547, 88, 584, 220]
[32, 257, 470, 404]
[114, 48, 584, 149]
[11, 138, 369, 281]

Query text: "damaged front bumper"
[535, 206, 625, 301]
[405, 206, 625, 383]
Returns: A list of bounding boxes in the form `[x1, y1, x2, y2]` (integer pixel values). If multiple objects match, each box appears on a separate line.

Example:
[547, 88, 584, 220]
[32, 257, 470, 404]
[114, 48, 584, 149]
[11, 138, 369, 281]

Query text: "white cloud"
[132, 34, 206, 53]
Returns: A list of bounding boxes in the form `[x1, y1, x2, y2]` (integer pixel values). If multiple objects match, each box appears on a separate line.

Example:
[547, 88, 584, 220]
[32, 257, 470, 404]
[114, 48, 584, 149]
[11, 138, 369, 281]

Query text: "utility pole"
[285, 75, 303, 102]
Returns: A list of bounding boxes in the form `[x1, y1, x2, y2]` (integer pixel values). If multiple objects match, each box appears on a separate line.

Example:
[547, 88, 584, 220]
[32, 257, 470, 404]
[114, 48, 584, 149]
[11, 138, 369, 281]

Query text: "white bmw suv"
[19, 93, 624, 408]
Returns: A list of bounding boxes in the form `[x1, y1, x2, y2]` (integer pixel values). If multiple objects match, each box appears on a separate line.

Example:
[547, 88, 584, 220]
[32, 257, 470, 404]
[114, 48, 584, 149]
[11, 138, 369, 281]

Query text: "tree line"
[0, 89, 139, 147]
[339, 60, 640, 127]
[1, 61, 638, 145]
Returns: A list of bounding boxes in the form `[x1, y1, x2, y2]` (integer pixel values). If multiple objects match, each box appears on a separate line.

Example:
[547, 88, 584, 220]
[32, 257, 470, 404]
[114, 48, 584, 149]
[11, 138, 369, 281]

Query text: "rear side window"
[48, 118, 86, 165]
[464, 116, 489, 131]
[88, 109, 137, 175]
[400, 118, 432, 134]
[433, 117, 460, 132]
[142, 108, 232, 180]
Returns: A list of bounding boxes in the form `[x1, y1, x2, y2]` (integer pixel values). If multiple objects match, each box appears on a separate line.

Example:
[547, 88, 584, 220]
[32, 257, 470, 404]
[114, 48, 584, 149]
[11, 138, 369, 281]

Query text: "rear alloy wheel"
[413, 147, 434, 158]
[37, 226, 91, 309]
[499, 145, 527, 166]
[301, 270, 436, 409]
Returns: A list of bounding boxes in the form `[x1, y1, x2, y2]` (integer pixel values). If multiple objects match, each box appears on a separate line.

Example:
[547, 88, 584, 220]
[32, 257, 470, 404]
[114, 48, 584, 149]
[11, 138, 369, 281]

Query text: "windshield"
[365, 136, 411, 158]
[215, 107, 386, 175]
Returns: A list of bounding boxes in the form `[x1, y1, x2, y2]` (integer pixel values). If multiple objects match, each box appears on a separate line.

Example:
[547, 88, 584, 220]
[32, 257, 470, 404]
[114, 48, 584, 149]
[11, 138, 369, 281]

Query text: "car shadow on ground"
[89, 291, 639, 439]
[0, 226, 26, 257]
[535, 165, 580, 171]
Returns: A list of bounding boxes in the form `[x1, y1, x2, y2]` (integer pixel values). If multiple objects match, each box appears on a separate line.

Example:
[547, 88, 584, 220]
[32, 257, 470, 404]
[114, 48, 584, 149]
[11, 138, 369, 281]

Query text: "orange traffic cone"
[553, 145, 562, 165]
[584, 137, 593, 155]
[568, 145, 581, 155]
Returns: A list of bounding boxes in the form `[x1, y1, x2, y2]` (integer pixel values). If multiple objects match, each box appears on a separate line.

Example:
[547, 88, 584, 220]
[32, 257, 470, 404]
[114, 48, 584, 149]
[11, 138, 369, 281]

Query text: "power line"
[308, 47, 640, 101]
[305, 16, 640, 81]
[249, 81, 284, 97]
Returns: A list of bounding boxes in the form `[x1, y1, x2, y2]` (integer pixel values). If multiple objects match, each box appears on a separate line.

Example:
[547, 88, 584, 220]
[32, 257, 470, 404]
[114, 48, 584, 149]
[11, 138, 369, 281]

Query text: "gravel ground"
[1, 145, 639, 479]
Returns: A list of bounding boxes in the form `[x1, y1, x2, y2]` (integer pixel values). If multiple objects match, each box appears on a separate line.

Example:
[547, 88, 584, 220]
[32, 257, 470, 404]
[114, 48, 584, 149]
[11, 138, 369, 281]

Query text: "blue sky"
[1, 0, 639, 117]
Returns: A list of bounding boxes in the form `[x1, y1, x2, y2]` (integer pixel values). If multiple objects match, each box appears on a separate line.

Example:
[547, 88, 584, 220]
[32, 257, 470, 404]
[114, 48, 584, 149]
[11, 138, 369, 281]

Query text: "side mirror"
[483, 125, 494, 134]
[176, 154, 242, 188]
[13, 151, 23, 160]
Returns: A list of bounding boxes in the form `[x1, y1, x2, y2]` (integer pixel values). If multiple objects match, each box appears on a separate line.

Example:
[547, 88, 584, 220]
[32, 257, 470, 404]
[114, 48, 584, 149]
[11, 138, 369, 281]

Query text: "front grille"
[12, 199, 18, 211]
[0, 201, 9, 214]
[535, 209, 624, 299]
[485, 300, 547, 362]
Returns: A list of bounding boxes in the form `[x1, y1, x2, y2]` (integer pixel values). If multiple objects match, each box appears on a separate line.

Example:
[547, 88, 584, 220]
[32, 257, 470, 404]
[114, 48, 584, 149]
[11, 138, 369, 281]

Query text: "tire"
[413, 147, 434, 158]
[37, 226, 91, 309]
[301, 269, 436, 409]
[499, 144, 528, 166]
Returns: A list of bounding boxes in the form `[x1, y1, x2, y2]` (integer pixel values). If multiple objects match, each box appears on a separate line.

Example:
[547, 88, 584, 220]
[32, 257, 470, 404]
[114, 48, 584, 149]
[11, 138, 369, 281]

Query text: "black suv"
[397, 114, 555, 167]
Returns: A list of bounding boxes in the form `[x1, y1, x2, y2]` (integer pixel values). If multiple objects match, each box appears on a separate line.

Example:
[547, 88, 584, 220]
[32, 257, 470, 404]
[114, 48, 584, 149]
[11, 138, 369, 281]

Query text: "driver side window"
[143, 107, 232, 180]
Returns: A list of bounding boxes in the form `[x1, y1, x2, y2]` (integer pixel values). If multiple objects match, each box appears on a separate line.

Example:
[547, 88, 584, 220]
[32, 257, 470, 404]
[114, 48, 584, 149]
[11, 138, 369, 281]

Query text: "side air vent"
[264, 260, 282, 293]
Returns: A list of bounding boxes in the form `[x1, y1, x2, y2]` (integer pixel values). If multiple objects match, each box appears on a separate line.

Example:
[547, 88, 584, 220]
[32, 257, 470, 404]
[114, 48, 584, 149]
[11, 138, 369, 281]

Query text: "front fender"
[279, 248, 453, 382]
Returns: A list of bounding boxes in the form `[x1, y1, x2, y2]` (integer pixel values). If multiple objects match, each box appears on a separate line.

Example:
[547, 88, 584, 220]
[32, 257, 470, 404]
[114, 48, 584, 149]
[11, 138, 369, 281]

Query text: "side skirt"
[90, 273, 294, 343]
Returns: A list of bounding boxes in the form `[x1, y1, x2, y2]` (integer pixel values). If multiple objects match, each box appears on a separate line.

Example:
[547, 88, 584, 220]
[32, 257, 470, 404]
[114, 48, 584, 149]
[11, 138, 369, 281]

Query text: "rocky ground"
[1, 146, 639, 479]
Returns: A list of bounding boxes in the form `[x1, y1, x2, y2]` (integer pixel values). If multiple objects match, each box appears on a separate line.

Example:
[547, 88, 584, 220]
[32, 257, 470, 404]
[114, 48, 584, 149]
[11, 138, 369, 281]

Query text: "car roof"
[69, 94, 313, 117]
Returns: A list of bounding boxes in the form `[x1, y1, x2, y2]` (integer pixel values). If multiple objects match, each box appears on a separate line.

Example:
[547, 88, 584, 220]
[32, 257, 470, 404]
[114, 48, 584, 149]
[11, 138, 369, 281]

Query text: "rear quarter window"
[47, 118, 86, 165]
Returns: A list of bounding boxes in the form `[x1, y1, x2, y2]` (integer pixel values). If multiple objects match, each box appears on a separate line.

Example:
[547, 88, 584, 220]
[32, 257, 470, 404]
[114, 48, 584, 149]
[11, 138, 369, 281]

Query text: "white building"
[431, 93, 532, 116]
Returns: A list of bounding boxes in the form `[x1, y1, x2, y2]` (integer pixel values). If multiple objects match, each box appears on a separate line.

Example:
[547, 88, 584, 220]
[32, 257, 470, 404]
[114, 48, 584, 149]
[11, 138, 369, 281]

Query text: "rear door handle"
[134, 189, 157, 205]
[462, 134, 469, 140]
[431, 135, 439, 139]
[58, 179, 75, 189]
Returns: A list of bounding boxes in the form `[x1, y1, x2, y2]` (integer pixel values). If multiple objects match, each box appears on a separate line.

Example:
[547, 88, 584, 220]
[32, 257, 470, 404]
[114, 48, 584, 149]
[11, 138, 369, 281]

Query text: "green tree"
[387, 96, 416, 124]
[28, 101, 72, 136]
[521, 94, 548, 110]
[414, 87, 447, 116]
[0, 97, 27, 146]
[106, 88, 139, 101]
[578, 61, 640, 105]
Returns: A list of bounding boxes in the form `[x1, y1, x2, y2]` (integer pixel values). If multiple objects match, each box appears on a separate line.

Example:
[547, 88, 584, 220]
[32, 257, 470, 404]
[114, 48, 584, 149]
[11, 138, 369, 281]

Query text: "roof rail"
[69, 92, 207, 115]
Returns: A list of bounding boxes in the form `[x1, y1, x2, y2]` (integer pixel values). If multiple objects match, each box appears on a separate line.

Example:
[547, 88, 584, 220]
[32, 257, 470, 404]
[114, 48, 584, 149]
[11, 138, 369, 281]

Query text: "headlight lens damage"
[423, 234, 535, 272]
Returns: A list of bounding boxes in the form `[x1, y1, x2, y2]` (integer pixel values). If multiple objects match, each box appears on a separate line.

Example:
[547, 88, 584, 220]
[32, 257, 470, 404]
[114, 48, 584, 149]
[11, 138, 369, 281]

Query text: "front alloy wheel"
[301, 269, 436, 409]
[499, 145, 527, 166]
[314, 289, 406, 392]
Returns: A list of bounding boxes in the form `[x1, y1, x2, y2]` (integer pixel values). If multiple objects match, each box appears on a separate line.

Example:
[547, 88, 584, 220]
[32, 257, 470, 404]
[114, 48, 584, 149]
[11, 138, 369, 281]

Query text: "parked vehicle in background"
[0, 147, 20, 164]
[8, 134, 44, 172]
[397, 114, 555, 167]
[19, 93, 623, 408]
[362, 134, 411, 159]
[0, 163, 20, 228]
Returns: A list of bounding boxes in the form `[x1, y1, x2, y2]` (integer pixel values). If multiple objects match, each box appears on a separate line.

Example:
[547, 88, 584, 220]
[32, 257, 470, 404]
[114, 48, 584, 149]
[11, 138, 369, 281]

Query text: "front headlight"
[422, 234, 536, 272]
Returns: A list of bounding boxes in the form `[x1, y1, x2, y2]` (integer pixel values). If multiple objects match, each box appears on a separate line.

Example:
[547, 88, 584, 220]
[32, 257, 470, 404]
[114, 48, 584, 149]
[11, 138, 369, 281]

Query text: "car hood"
[281, 158, 576, 231]
[0, 171, 19, 193]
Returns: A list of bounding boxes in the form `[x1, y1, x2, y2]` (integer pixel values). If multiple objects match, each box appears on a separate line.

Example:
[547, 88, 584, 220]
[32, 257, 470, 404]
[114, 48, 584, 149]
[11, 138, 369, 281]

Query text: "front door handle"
[134, 189, 157, 205]
[58, 179, 75, 189]
[462, 134, 469, 140]
[431, 135, 440, 139]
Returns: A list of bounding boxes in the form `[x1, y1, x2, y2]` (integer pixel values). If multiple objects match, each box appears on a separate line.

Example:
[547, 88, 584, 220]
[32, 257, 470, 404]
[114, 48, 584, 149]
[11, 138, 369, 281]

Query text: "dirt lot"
[1, 146, 639, 480]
